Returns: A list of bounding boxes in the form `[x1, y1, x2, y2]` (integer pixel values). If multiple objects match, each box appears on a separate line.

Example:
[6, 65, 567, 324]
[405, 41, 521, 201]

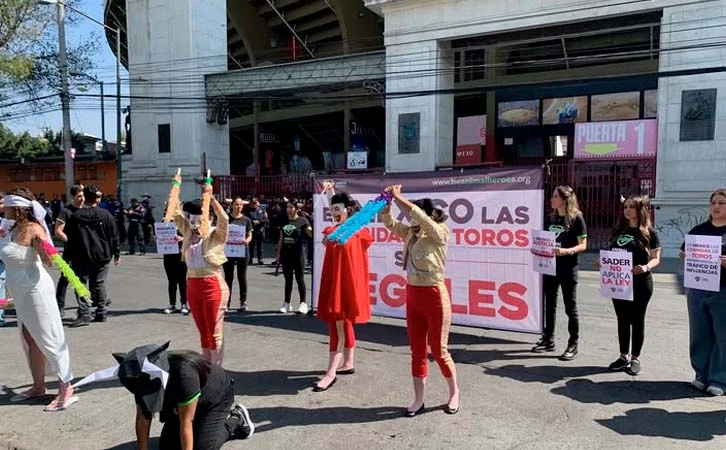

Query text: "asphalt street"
[0, 255, 724, 450]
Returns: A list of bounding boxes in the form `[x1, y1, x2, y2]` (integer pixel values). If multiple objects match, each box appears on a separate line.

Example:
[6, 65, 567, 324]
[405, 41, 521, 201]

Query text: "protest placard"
[154, 223, 179, 255]
[599, 250, 633, 300]
[225, 224, 247, 258]
[531, 229, 556, 276]
[684, 234, 722, 292]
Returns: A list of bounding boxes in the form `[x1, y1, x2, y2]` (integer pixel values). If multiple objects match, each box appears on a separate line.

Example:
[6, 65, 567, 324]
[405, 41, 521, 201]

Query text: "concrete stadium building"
[105, 0, 726, 256]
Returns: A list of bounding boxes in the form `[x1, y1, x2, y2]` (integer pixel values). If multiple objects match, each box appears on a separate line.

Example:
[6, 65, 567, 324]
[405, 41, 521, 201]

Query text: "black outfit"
[246, 208, 266, 264]
[163, 236, 187, 307]
[55, 204, 79, 312]
[127, 204, 146, 255]
[142, 205, 155, 246]
[609, 227, 661, 356]
[542, 213, 587, 346]
[136, 358, 241, 450]
[280, 216, 310, 304]
[680, 222, 726, 287]
[223, 216, 252, 308]
[64, 205, 120, 322]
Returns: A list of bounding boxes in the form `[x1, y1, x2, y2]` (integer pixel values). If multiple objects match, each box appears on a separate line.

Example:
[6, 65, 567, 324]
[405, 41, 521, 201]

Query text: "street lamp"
[37, 0, 123, 201]
[71, 72, 105, 155]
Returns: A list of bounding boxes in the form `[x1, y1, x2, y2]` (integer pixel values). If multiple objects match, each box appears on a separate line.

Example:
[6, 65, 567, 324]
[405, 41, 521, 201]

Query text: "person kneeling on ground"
[74, 342, 254, 450]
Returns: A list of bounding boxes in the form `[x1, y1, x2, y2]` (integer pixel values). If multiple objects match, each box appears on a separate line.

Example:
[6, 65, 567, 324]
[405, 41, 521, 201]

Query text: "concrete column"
[125, 0, 229, 204]
[385, 40, 454, 172]
[653, 0, 726, 256]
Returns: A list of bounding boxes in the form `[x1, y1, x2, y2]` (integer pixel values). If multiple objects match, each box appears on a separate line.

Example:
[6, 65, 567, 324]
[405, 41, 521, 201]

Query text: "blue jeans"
[687, 288, 726, 388]
[0, 260, 6, 322]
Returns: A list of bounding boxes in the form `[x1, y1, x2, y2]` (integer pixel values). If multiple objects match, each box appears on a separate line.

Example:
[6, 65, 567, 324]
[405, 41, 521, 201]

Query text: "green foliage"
[0, 123, 87, 159]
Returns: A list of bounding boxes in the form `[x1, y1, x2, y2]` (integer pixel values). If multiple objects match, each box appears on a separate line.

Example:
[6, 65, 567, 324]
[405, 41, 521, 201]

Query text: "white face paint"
[331, 203, 348, 224]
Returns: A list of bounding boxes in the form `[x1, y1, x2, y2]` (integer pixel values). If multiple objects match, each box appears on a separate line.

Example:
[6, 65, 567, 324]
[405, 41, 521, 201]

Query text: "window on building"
[10, 168, 31, 182]
[158, 123, 171, 153]
[36, 167, 61, 181]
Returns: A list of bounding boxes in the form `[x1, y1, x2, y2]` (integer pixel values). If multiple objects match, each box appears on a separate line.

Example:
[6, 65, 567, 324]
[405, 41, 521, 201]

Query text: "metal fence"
[215, 158, 656, 250]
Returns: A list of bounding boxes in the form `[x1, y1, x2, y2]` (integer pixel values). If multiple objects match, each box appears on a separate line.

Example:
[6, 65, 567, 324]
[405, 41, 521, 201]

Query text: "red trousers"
[187, 275, 228, 350]
[406, 284, 455, 378]
[328, 319, 355, 351]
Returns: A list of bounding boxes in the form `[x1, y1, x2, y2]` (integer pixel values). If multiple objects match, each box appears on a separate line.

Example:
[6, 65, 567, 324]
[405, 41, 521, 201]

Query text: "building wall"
[0, 161, 118, 201]
[369, 0, 724, 257]
[124, 0, 229, 207]
[654, 2, 726, 256]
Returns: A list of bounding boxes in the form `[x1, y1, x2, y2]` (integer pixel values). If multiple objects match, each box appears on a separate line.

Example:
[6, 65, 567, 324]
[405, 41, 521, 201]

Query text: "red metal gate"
[545, 159, 656, 249]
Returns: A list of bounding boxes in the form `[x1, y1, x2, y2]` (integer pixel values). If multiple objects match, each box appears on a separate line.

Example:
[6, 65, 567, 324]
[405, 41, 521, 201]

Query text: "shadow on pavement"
[105, 437, 159, 450]
[249, 405, 405, 432]
[551, 379, 703, 405]
[596, 408, 726, 441]
[227, 369, 322, 397]
[484, 364, 610, 384]
[452, 348, 563, 366]
[225, 313, 524, 349]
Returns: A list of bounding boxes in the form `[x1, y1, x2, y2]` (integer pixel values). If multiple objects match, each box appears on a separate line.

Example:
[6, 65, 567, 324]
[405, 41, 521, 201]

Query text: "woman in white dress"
[0, 188, 77, 411]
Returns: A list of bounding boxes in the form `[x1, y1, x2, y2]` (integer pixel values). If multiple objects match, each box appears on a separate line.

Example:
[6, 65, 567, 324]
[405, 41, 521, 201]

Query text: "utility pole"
[57, 1, 74, 196]
[116, 28, 122, 201]
[100, 81, 105, 153]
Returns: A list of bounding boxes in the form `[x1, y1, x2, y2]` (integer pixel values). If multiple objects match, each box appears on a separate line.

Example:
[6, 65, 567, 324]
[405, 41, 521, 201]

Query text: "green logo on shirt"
[282, 224, 296, 236]
[616, 234, 635, 247]
[548, 225, 567, 238]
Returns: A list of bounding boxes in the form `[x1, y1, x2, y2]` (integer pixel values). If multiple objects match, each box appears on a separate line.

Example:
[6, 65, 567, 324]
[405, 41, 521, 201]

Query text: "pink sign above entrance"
[574, 119, 658, 159]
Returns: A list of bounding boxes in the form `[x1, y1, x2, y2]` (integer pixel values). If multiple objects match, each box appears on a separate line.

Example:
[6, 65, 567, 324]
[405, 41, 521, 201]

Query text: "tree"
[0, 0, 97, 105]
[0, 123, 88, 159]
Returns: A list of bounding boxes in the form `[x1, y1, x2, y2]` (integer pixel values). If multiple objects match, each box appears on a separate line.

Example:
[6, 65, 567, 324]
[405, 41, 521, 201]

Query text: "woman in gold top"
[166, 172, 229, 365]
[381, 184, 460, 417]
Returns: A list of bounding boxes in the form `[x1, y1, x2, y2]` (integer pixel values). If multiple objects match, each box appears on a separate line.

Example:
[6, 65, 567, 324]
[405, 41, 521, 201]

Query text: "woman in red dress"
[314, 182, 373, 392]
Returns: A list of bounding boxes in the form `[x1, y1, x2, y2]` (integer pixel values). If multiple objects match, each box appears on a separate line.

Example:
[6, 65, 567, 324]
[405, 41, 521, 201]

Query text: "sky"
[6, 0, 129, 141]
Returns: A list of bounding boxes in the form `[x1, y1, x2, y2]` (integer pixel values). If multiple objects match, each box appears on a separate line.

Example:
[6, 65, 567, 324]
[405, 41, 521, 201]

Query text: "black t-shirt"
[136, 358, 230, 422]
[610, 227, 661, 273]
[681, 221, 726, 287]
[57, 204, 79, 225]
[546, 213, 587, 270]
[229, 215, 253, 234]
[280, 217, 311, 257]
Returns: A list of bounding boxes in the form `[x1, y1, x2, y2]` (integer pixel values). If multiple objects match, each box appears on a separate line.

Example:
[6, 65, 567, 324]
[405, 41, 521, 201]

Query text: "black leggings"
[163, 254, 187, 306]
[282, 253, 306, 304]
[223, 257, 248, 306]
[543, 269, 579, 346]
[612, 275, 654, 357]
[159, 379, 238, 450]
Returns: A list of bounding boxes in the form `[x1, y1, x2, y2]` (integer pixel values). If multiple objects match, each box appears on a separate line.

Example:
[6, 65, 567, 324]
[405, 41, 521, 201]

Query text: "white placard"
[225, 224, 247, 258]
[154, 223, 179, 255]
[531, 229, 556, 276]
[347, 152, 368, 170]
[599, 250, 633, 301]
[684, 234, 722, 292]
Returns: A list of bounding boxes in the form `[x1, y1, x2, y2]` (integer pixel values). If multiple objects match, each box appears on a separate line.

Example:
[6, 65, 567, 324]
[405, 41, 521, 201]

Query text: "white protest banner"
[531, 230, 556, 276]
[154, 223, 179, 255]
[684, 234, 722, 292]
[599, 250, 633, 300]
[225, 224, 247, 258]
[312, 168, 544, 334]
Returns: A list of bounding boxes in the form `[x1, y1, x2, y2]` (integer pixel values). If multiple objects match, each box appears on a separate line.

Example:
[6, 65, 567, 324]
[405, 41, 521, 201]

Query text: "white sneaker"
[279, 303, 290, 314]
[297, 302, 309, 315]
[691, 379, 706, 391]
[163, 306, 176, 314]
[707, 385, 724, 396]
[181, 306, 189, 315]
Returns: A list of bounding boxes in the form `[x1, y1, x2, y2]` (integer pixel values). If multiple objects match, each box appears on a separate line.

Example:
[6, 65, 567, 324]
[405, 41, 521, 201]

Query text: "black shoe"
[608, 356, 631, 371]
[312, 377, 336, 392]
[257, 260, 264, 265]
[69, 316, 91, 328]
[336, 368, 355, 375]
[626, 359, 641, 375]
[443, 402, 460, 415]
[229, 404, 255, 440]
[239, 302, 247, 312]
[404, 404, 425, 417]
[531, 338, 555, 353]
[58, 308, 66, 319]
[559, 344, 578, 361]
[93, 314, 107, 323]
